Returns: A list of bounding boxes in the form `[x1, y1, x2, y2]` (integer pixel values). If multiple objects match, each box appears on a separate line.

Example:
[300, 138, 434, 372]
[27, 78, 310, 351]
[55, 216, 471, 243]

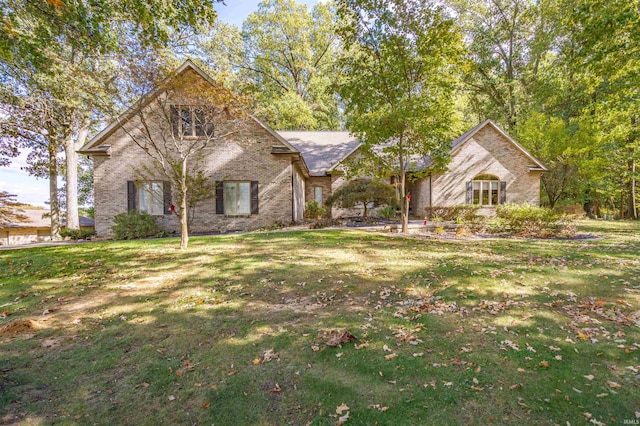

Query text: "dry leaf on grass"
[384, 353, 398, 360]
[368, 404, 389, 411]
[336, 412, 349, 425]
[606, 380, 621, 388]
[326, 329, 357, 347]
[269, 383, 282, 393]
[335, 403, 349, 414]
[262, 349, 279, 363]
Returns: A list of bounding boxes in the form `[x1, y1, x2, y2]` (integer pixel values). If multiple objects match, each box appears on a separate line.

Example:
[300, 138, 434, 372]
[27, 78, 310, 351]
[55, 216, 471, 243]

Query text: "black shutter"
[163, 181, 171, 214]
[215, 181, 224, 214]
[251, 181, 259, 215]
[500, 181, 507, 204]
[465, 181, 473, 204]
[127, 181, 136, 212]
[170, 106, 180, 136]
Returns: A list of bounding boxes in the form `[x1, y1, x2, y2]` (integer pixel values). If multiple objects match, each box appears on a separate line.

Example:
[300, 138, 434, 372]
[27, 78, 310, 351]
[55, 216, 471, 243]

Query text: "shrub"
[304, 200, 326, 220]
[309, 218, 340, 229]
[112, 211, 161, 240]
[377, 205, 398, 220]
[425, 205, 481, 223]
[60, 228, 96, 240]
[325, 179, 395, 217]
[492, 204, 575, 237]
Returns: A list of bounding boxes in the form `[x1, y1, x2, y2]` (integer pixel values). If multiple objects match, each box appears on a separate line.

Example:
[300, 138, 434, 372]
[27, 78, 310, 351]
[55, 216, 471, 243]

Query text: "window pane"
[482, 181, 489, 205]
[224, 182, 238, 215]
[491, 181, 499, 205]
[138, 182, 163, 215]
[181, 107, 192, 136]
[473, 181, 480, 204]
[314, 186, 323, 204]
[238, 182, 250, 215]
[194, 108, 205, 136]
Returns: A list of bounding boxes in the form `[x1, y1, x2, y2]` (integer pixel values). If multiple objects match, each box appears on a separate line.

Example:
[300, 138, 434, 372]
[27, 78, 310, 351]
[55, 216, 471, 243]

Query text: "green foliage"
[304, 200, 326, 220]
[325, 179, 396, 217]
[111, 211, 161, 240]
[425, 205, 480, 223]
[59, 228, 95, 240]
[0, 191, 28, 226]
[336, 0, 464, 230]
[492, 204, 575, 237]
[377, 205, 397, 220]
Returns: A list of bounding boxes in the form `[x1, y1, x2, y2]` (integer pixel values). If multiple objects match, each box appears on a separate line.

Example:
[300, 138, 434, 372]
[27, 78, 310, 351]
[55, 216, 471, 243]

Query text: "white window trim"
[138, 181, 164, 215]
[224, 181, 251, 216]
[472, 178, 500, 206]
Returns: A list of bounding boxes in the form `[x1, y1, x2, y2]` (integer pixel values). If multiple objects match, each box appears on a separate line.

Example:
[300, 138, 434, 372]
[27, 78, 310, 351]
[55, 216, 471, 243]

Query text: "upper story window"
[170, 106, 214, 138]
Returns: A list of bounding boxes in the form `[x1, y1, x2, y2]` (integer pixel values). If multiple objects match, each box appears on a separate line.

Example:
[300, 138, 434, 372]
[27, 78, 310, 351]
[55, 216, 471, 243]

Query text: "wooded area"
[1, 0, 638, 239]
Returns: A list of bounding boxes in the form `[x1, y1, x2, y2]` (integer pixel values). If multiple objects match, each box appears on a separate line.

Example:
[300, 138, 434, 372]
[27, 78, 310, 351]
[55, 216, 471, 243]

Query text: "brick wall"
[92, 101, 298, 237]
[427, 125, 542, 212]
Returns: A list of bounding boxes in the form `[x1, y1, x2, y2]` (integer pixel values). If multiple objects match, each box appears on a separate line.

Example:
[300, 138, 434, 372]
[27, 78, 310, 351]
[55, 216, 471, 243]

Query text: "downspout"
[428, 174, 433, 219]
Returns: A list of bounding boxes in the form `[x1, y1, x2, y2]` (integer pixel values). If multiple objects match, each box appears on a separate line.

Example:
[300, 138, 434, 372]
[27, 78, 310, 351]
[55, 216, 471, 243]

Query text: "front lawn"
[0, 221, 638, 425]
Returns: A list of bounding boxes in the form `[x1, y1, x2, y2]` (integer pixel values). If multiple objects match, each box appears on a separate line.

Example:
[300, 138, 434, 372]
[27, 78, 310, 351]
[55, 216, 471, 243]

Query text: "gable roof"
[79, 60, 300, 156]
[282, 119, 547, 175]
[450, 119, 547, 171]
[277, 131, 360, 176]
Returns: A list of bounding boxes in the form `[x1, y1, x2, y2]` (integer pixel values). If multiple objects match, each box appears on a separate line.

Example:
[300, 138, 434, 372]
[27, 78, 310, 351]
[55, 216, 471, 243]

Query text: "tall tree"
[203, 0, 342, 130]
[121, 65, 249, 249]
[0, 0, 221, 235]
[336, 0, 464, 233]
[453, 0, 557, 131]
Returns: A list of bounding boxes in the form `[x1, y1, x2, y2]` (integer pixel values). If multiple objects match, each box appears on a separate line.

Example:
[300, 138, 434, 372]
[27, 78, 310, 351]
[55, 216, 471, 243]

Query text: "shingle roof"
[1, 210, 95, 229]
[280, 120, 546, 174]
[277, 131, 361, 176]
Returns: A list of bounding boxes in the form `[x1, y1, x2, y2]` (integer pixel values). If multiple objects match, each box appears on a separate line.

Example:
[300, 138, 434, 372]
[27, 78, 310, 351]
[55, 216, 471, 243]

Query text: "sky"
[0, 0, 322, 206]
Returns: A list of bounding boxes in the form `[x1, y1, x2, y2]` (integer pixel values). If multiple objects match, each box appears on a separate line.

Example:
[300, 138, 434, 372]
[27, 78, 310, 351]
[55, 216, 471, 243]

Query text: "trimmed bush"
[112, 211, 161, 240]
[304, 200, 326, 220]
[60, 228, 96, 240]
[425, 205, 481, 223]
[492, 203, 575, 237]
[377, 205, 398, 220]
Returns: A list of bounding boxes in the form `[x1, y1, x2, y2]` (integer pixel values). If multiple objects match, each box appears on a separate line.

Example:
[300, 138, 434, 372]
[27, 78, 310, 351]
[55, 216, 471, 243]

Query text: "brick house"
[80, 60, 546, 237]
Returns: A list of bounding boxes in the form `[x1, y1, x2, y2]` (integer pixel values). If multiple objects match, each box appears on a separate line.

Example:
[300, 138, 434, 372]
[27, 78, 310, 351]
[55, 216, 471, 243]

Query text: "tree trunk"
[398, 135, 408, 234]
[64, 134, 79, 230]
[49, 148, 61, 241]
[629, 158, 637, 220]
[180, 158, 189, 249]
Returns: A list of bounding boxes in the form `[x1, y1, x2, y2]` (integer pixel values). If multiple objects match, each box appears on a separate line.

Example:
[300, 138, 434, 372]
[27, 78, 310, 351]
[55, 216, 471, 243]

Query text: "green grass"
[0, 220, 639, 425]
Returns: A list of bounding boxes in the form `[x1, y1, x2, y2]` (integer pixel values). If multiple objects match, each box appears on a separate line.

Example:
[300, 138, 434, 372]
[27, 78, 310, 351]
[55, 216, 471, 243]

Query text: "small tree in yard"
[121, 65, 248, 249]
[325, 179, 396, 217]
[336, 0, 464, 233]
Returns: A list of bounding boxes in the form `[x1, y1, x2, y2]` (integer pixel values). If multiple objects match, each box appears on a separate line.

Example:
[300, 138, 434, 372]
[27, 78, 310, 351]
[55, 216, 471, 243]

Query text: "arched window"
[466, 174, 505, 206]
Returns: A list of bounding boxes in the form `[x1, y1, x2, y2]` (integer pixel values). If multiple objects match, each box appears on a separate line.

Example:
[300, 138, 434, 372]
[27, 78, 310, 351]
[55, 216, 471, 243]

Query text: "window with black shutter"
[215, 181, 258, 216]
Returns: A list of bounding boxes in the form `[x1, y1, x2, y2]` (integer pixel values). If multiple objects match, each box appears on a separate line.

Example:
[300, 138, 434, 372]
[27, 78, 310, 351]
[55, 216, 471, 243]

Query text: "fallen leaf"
[262, 349, 279, 363]
[227, 369, 237, 376]
[202, 402, 210, 408]
[252, 358, 261, 365]
[540, 361, 549, 368]
[384, 353, 398, 360]
[509, 383, 522, 390]
[606, 381, 621, 388]
[584, 375, 595, 381]
[168, 395, 176, 401]
[336, 403, 349, 415]
[336, 411, 349, 425]
[269, 383, 282, 393]
[584, 412, 592, 419]
[326, 329, 357, 347]
[517, 368, 526, 373]
[175, 369, 184, 377]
